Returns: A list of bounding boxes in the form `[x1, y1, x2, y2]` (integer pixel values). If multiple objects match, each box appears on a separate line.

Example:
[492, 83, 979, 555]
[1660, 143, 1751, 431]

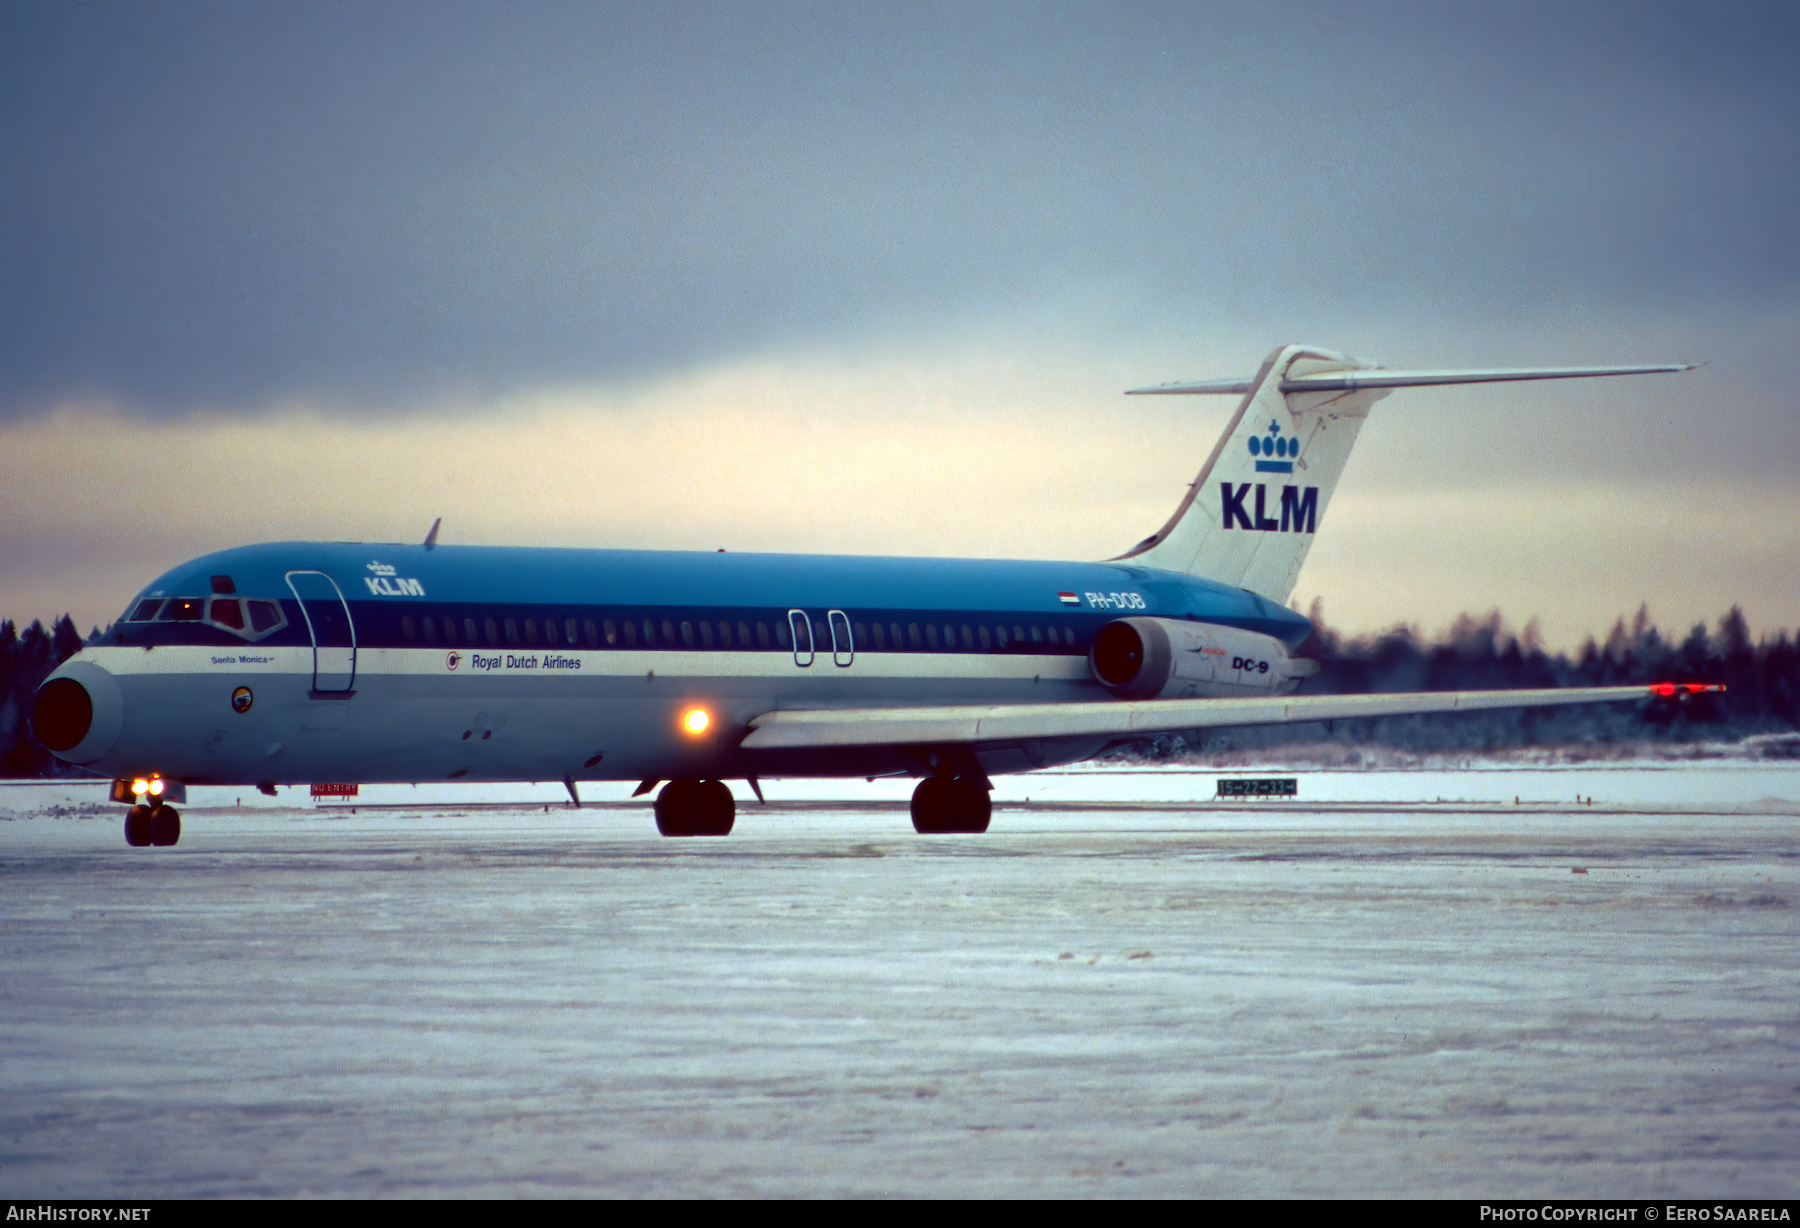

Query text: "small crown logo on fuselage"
[1247, 418, 1298, 473]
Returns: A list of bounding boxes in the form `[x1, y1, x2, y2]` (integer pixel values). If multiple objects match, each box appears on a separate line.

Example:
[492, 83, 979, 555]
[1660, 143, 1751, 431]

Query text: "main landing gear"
[910, 776, 991, 834]
[124, 804, 181, 847]
[655, 779, 736, 837]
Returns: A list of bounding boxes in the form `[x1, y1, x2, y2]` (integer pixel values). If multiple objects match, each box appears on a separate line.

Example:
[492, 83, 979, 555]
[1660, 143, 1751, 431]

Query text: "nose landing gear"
[654, 779, 736, 836]
[123, 804, 181, 847]
[111, 778, 184, 847]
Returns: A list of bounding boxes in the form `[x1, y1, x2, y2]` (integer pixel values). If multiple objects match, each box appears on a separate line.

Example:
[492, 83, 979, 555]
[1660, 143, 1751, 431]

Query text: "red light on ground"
[1650, 682, 1726, 698]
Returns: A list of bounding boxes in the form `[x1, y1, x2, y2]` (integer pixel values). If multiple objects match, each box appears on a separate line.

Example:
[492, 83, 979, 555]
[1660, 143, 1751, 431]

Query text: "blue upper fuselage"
[94, 540, 1313, 654]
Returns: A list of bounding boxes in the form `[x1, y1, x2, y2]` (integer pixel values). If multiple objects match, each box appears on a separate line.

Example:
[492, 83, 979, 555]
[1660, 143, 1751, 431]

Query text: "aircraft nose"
[31, 661, 125, 765]
[32, 676, 93, 752]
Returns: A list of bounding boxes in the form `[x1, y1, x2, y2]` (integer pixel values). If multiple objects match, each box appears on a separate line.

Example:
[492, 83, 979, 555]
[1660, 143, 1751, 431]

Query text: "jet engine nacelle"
[1088, 617, 1320, 700]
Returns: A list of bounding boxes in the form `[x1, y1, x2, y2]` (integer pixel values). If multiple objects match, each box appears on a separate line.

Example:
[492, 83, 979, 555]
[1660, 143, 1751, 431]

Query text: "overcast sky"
[4, 1, 1796, 646]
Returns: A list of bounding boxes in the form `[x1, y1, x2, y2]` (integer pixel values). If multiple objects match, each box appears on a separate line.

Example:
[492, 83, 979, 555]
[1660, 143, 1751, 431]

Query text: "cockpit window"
[210, 598, 245, 630]
[120, 592, 285, 639]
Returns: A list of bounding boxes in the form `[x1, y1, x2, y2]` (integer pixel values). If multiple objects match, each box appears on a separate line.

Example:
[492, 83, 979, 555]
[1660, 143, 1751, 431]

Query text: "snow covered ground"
[4, 755, 1798, 817]
[2, 763, 1796, 1197]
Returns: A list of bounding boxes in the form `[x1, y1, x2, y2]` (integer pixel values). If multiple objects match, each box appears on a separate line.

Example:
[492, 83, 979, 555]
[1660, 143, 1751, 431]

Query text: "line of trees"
[1139, 602, 1800, 759]
[1, 616, 91, 777]
[3, 604, 1798, 777]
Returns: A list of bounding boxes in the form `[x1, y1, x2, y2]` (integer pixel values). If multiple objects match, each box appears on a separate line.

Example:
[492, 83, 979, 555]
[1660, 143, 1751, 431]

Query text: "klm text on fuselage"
[1221, 483, 1318, 533]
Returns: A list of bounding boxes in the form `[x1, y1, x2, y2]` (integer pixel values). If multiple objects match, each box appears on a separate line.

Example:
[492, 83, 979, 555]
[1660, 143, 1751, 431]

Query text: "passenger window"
[658, 620, 672, 646]
[926, 624, 938, 649]
[871, 622, 886, 649]
[775, 620, 790, 648]
[529, 619, 543, 645]
[543, 618, 557, 645]
[758, 621, 772, 648]
[738, 621, 752, 646]
[583, 619, 598, 648]
[129, 599, 165, 621]
[1064, 626, 1076, 647]
[696, 621, 710, 648]
[979, 625, 992, 651]
[909, 623, 921, 649]
[602, 619, 617, 645]
[1013, 625, 1025, 646]
[960, 625, 973, 649]
[504, 618, 520, 645]
[716, 621, 730, 647]
[401, 615, 417, 644]
[679, 621, 693, 647]
[211, 599, 245, 631]
[442, 618, 457, 646]
[814, 620, 828, 648]
[854, 622, 867, 645]
[484, 617, 499, 646]
[623, 620, 638, 646]
[423, 616, 439, 645]
[1030, 626, 1043, 642]
[566, 619, 579, 644]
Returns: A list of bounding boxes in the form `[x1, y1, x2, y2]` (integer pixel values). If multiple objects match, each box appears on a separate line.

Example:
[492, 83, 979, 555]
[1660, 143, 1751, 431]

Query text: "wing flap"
[741, 686, 1657, 750]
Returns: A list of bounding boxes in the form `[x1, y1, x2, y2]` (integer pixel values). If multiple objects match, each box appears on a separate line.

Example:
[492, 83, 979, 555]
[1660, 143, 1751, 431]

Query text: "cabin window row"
[395, 614, 1081, 652]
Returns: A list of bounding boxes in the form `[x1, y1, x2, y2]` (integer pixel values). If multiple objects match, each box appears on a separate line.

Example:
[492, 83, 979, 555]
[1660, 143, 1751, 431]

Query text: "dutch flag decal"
[1058, 591, 1080, 605]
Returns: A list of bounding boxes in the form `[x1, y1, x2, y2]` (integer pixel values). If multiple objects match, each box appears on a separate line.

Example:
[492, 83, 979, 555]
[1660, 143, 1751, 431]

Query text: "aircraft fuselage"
[52, 540, 1309, 787]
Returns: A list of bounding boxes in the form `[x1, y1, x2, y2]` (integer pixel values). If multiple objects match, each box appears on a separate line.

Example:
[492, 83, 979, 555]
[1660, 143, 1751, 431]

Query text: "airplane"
[29, 344, 1705, 847]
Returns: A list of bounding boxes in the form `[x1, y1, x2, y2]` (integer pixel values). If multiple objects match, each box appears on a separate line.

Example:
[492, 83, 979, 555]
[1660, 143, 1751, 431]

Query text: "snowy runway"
[3, 766, 1797, 1197]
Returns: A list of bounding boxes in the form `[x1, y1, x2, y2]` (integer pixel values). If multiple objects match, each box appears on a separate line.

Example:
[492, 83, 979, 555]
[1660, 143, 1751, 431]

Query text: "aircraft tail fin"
[1115, 345, 1694, 603]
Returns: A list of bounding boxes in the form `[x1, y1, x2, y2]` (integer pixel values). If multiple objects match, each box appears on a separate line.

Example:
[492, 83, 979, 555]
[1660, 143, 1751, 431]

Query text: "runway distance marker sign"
[1216, 777, 1298, 799]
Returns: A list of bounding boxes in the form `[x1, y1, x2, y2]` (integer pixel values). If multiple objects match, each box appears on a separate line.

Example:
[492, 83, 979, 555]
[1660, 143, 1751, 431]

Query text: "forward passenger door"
[286, 571, 356, 694]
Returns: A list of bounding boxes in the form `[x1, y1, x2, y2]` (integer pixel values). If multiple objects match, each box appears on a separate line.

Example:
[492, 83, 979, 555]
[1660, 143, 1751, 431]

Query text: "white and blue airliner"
[31, 345, 1700, 845]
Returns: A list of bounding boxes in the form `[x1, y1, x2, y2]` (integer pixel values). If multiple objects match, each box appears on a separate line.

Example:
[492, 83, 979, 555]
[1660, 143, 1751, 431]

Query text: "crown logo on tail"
[1247, 418, 1298, 473]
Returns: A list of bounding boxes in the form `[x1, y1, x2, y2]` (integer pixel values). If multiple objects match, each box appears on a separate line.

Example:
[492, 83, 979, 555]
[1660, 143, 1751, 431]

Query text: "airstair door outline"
[286, 571, 357, 694]
[787, 609, 815, 667]
[828, 609, 854, 667]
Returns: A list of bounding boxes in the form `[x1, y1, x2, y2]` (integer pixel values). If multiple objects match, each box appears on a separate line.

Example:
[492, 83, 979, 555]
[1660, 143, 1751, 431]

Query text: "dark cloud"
[2, 0, 1796, 415]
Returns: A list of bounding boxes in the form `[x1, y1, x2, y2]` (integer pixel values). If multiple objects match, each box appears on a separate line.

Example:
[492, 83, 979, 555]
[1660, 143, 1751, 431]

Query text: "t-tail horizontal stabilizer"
[1127, 362, 1697, 397]
[1115, 346, 1694, 603]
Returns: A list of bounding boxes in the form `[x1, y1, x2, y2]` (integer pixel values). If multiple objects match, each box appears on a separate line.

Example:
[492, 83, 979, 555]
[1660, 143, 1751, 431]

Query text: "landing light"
[683, 708, 711, 736]
[131, 778, 150, 796]
[148, 779, 165, 796]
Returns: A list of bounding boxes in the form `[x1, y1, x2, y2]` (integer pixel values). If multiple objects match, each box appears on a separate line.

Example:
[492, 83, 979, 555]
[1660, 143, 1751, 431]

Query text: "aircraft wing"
[740, 685, 1683, 750]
